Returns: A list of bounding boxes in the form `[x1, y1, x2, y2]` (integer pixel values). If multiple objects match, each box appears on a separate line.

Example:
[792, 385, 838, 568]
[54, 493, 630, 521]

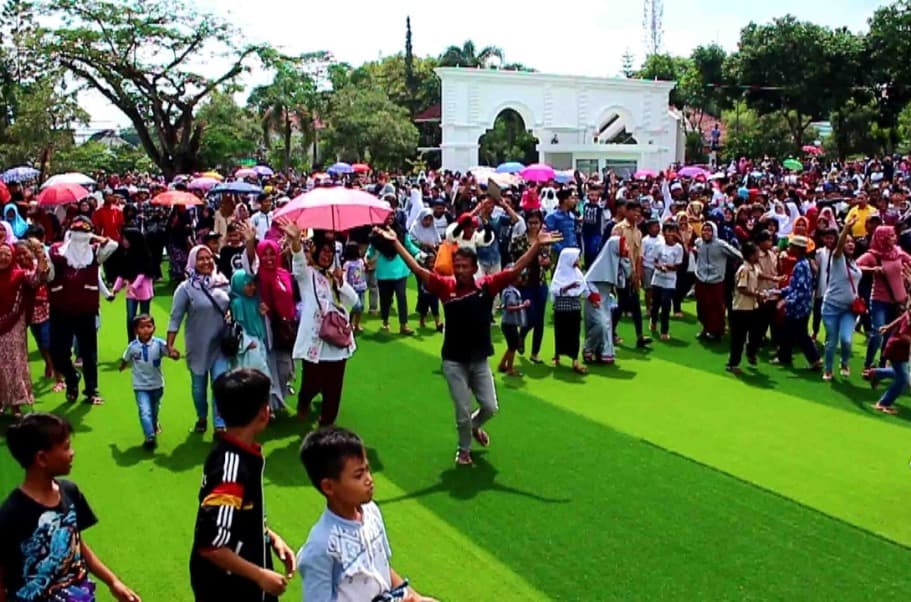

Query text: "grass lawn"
[2, 282, 911, 601]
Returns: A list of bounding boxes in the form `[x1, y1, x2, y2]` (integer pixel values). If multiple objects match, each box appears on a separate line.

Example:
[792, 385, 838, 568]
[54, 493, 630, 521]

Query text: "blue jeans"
[822, 303, 855, 373]
[190, 357, 229, 428]
[125, 298, 151, 345]
[135, 388, 164, 439]
[873, 361, 909, 407]
[519, 283, 548, 356]
[866, 300, 899, 368]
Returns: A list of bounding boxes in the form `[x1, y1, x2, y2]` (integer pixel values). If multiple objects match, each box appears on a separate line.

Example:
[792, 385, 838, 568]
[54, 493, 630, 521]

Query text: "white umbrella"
[42, 172, 96, 188]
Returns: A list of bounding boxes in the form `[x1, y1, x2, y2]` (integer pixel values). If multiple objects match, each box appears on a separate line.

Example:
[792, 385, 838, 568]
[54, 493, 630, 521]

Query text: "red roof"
[414, 103, 441, 123]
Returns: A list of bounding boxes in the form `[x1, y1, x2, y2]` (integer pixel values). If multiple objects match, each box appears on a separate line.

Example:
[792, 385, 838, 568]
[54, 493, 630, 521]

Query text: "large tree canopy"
[40, 0, 266, 179]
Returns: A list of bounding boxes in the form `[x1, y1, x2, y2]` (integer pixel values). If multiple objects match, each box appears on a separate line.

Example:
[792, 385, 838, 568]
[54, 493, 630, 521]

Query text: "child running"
[498, 267, 529, 376]
[298, 426, 438, 602]
[190, 368, 296, 602]
[119, 314, 180, 450]
[865, 305, 911, 414]
[0, 413, 141, 601]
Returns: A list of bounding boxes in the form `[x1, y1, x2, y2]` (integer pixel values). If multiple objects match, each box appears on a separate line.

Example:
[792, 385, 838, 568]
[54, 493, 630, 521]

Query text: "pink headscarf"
[256, 240, 296, 320]
[869, 225, 900, 261]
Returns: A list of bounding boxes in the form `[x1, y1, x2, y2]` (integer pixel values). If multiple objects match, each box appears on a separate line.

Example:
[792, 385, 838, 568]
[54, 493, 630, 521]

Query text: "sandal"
[572, 363, 588, 375]
[399, 326, 414, 335]
[65, 388, 78, 403]
[582, 352, 595, 364]
[873, 403, 899, 415]
[506, 368, 524, 377]
[528, 356, 543, 364]
[85, 395, 104, 406]
[52, 382, 66, 393]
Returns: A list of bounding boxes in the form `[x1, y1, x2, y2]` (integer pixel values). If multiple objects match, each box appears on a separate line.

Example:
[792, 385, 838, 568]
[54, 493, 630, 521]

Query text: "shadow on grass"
[379, 452, 571, 505]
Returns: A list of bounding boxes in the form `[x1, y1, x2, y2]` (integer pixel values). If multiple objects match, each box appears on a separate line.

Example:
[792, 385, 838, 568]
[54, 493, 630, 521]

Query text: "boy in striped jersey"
[190, 369, 295, 601]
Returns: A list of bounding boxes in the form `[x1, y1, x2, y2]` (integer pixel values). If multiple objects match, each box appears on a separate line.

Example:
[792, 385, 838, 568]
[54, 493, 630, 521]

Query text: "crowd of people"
[1, 152, 911, 600]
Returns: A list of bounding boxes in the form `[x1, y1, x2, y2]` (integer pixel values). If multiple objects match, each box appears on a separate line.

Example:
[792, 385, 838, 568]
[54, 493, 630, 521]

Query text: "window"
[575, 159, 599, 176]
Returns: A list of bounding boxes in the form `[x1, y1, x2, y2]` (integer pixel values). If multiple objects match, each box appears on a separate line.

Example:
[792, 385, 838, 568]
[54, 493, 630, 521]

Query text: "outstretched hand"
[276, 219, 302, 243]
[372, 226, 398, 242]
[535, 230, 564, 246]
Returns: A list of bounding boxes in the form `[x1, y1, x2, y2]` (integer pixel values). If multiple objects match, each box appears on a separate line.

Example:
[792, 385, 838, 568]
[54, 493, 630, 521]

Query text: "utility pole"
[642, 0, 664, 57]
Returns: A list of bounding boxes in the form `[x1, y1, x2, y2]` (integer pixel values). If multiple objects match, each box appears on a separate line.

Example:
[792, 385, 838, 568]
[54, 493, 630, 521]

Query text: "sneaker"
[600, 356, 616, 365]
[191, 419, 207, 433]
[155, 423, 162, 434]
[636, 336, 653, 348]
[142, 437, 157, 451]
[472, 428, 490, 448]
[726, 365, 743, 375]
[455, 449, 473, 465]
[839, 366, 851, 378]
[822, 371, 833, 381]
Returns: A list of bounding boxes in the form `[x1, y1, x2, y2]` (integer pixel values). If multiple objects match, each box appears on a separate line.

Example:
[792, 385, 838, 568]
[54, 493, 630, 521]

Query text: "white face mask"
[69, 230, 92, 245]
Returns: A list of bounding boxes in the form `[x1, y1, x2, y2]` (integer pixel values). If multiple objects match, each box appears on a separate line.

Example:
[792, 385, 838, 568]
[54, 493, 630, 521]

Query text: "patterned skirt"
[0, 315, 34, 409]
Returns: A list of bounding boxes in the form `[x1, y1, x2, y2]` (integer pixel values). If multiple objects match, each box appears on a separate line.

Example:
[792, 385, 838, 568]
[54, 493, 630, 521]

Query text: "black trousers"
[777, 315, 821, 365]
[650, 286, 674, 335]
[50, 311, 98, 397]
[378, 277, 408, 325]
[728, 309, 761, 367]
[617, 284, 644, 339]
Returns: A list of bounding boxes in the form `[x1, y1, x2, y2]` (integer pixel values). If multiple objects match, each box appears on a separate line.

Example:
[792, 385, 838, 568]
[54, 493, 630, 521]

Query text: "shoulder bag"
[311, 273, 353, 348]
[827, 253, 867, 316]
[198, 283, 243, 357]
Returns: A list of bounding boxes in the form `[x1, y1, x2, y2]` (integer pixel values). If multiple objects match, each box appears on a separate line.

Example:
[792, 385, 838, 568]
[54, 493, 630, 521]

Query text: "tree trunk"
[283, 119, 292, 169]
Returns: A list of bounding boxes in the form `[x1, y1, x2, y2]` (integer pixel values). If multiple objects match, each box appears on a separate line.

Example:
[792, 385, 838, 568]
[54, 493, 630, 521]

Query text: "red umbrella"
[352, 163, 371, 174]
[151, 191, 204, 207]
[802, 145, 824, 156]
[38, 183, 90, 206]
[0, 182, 9, 204]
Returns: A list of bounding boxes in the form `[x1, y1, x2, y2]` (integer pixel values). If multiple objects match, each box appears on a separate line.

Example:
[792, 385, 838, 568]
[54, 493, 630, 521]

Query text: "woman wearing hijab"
[549, 247, 588, 374]
[111, 228, 156, 344]
[672, 212, 695, 317]
[167, 244, 231, 432]
[0, 241, 49, 416]
[166, 206, 194, 284]
[510, 209, 552, 364]
[366, 212, 421, 334]
[278, 221, 359, 427]
[3, 203, 27, 239]
[584, 235, 628, 364]
[242, 234, 297, 411]
[0, 221, 16, 244]
[408, 208, 441, 252]
[856, 225, 911, 368]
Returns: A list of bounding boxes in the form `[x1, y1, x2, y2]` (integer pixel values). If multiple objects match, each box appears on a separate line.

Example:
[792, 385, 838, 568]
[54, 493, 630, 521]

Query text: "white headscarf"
[586, 236, 627, 287]
[185, 244, 228, 287]
[549, 247, 586, 299]
[0, 221, 16, 245]
[408, 208, 440, 246]
[406, 188, 424, 230]
[58, 230, 94, 269]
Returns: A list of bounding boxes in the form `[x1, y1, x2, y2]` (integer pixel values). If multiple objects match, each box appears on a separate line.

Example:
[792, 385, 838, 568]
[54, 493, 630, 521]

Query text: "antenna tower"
[643, 0, 664, 56]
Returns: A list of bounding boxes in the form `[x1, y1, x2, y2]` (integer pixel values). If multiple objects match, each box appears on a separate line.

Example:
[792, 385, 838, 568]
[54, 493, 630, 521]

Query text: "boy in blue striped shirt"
[119, 314, 179, 450]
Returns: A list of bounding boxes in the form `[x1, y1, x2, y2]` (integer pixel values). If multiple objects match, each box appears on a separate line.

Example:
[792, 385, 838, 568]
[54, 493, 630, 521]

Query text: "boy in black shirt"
[218, 223, 246, 279]
[190, 368, 295, 602]
[0, 413, 140, 601]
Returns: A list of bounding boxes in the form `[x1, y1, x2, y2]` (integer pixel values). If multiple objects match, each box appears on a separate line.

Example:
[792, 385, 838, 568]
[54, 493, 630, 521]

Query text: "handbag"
[434, 241, 456, 275]
[844, 258, 867, 315]
[311, 273, 353, 348]
[271, 316, 299, 351]
[199, 283, 243, 357]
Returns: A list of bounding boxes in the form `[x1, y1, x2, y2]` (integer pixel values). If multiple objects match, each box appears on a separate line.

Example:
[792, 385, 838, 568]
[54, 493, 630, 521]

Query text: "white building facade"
[436, 67, 684, 176]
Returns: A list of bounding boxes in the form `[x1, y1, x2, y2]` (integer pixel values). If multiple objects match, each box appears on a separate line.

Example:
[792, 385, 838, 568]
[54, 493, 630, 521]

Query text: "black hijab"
[369, 217, 405, 259]
[118, 228, 155, 281]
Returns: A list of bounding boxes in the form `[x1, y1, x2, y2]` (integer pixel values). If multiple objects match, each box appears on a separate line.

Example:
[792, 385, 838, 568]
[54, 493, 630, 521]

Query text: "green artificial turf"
[2, 283, 911, 601]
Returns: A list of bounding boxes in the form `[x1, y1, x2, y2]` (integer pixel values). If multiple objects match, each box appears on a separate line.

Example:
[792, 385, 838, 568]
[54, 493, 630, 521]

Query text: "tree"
[404, 16, 417, 117]
[478, 109, 538, 166]
[721, 101, 793, 160]
[867, 1, 911, 152]
[40, 0, 267, 180]
[351, 54, 440, 116]
[621, 49, 636, 78]
[678, 44, 728, 132]
[439, 40, 503, 68]
[323, 86, 418, 171]
[728, 16, 865, 148]
[636, 53, 691, 108]
[54, 140, 156, 175]
[196, 89, 260, 170]
[247, 53, 325, 170]
[830, 99, 886, 159]
[2, 0, 43, 84]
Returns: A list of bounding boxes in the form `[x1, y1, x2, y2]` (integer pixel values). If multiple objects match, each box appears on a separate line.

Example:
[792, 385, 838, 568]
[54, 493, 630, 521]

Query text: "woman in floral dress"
[0, 241, 49, 416]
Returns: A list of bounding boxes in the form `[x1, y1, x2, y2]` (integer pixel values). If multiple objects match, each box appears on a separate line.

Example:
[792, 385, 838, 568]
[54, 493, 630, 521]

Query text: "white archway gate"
[436, 67, 684, 175]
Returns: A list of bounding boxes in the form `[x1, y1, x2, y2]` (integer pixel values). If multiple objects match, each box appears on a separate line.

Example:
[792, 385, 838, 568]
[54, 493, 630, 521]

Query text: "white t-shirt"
[651, 241, 684, 289]
[642, 234, 663, 269]
[298, 502, 392, 602]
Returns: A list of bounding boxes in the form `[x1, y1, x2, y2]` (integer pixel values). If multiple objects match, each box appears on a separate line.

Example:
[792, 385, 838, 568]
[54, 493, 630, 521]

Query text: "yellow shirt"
[846, 205, 874, 237]
[733, 263, 760, 311]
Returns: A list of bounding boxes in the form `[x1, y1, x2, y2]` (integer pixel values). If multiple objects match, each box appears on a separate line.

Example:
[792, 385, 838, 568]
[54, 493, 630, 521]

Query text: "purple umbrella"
[188, 177, 219, 192]
[253, 165, 274, 177]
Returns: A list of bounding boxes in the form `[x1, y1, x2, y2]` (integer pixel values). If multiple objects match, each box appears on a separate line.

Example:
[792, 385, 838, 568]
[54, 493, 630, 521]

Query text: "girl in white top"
[650, 222, 684, 340]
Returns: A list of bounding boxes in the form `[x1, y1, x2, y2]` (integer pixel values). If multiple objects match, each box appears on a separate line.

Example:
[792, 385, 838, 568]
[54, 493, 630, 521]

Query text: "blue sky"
[81, 0, 883, 128]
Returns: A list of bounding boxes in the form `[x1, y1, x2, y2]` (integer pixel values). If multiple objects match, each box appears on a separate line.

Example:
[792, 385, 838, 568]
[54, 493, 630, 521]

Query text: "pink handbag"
[312, 274, 353, 348]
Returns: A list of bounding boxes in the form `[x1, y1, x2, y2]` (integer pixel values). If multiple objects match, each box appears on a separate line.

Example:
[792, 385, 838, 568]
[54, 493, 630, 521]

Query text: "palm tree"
[439, 41, 504, 68]
[247, 64, 319, 170]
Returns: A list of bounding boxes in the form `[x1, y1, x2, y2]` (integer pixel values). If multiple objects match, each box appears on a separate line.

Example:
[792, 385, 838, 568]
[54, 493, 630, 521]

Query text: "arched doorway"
[595, 110, 639, 145]
[477, 109, 539, 166]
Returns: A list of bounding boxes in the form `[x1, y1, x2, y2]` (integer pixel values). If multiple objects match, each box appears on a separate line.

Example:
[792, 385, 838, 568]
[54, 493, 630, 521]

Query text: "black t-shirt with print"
[0, 479, 98, 601]
[218, 245, 245, 280]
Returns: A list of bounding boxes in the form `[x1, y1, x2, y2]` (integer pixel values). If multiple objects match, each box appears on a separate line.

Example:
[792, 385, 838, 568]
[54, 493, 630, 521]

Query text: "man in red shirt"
[376, 226, 561, 465]
[92, 191, 124, 243]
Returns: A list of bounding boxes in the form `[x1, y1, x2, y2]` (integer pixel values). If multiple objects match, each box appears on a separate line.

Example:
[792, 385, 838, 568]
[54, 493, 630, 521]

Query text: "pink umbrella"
[151, 191, 204, 207]
[274, 186, 392, 231]
[802, 145, 823, 156]
[633, 169, 657, 179]
[38, 183, 90, 206]
[188, 177, 219, 191]
[519, 163, 556, 183]
[678, 166, 711, 179]
[235, 167, 258, 178]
